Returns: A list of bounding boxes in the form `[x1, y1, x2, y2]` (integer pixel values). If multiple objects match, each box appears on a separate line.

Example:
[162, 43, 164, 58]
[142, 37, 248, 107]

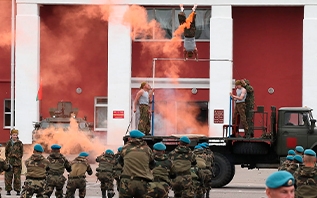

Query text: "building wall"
[232, 7, 303, 135]
[39, 5, 108, 123]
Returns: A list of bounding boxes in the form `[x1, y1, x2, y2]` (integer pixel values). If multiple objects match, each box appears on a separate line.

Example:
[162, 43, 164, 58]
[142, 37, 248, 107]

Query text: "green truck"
[124, 106, 317, 187]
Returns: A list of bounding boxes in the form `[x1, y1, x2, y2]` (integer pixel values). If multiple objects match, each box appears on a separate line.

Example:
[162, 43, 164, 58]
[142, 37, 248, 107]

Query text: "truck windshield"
[284, 112, 309, 126]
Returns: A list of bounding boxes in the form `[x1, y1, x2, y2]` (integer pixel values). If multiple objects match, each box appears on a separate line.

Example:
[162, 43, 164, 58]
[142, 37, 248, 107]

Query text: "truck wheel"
[211, 152, 234, 188]
[233, 142, 269, 155]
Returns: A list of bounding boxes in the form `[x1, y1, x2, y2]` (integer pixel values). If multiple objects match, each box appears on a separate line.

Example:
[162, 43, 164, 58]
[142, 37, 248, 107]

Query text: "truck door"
[277, 112, 308, 156]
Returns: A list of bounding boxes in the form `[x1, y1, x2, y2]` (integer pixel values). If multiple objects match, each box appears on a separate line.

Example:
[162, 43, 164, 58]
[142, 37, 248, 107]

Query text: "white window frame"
[94, 97, 108, 131]
[4, 99, 13, 129]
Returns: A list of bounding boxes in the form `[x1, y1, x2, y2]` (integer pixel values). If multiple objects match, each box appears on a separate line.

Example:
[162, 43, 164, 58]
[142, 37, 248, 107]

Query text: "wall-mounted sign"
[113, 110, 124, 119]
[214, 109, 224, 124]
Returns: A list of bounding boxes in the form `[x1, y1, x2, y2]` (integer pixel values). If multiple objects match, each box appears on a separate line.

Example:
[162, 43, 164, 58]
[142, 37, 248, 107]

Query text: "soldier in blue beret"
[265, 171, 295, 198]
[179, 136, 191, 144]
[96, 149, 116, 198]
[288, 149, 296, 156]
[65, 151, 93, 198]
[286, 155, 303, 175]
[199, 142, 214, 198]
[22, 144, 50, 198]
[113, 146, 123, 192]
[293, 155, 303, 164]
[45, 144, 71, 198]
[286, 155, 294, 161]
[149, 142, 172, 198]
[295, 146, 304, 156]
[293, 148, 317, 197]
[129, 130, 145, 139]
[194, 145, 203, 150]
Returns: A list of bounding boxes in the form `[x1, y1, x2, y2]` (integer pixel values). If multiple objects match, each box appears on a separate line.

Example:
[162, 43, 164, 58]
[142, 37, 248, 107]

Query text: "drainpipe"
[10, 0, 16, 130]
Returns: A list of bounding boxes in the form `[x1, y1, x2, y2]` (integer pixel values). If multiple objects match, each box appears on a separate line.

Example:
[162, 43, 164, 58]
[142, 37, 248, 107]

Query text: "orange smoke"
[173, 11, 195, 40]
[0, 1, 12, 47]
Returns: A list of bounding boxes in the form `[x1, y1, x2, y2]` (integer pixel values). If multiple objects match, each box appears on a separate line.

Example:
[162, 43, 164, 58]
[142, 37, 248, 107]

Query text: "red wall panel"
[40, 5, 108, 123]
[233, 7, 303, 135]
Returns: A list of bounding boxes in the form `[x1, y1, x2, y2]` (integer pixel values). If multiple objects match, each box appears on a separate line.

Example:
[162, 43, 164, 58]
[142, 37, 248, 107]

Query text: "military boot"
[107, 190, 115, 198]
[101, 190, 106, 198]
[206, 190, 210, 198]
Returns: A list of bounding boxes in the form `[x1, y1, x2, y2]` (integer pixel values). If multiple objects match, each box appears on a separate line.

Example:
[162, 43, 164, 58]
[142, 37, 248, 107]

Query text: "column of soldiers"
[276, 144, 317, 198]
[118, 129, 215, 198]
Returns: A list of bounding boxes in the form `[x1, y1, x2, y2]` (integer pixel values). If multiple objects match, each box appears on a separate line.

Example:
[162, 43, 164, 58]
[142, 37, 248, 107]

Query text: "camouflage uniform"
[44, 152, 72, 198]
[191, 149, 206, 198]
[278, 160, 291, 171]
[204, 148, 214, 198]
[5, 138, 23, 193]
[21, 153, 50, 198]
[232, 100, 249, 136]
[242, 79, 255, 136]
[146, 153, 172, 198]
[118, 138, 155, 198]
[113, 152, 123, 192]
[65, 155, 93, 198]
[96, 153, 116, 198]
[286, 163, 300, 175]
[293, 166, 317, 198]
[178, 11, 196, 38]
[168, 145, 196, 198]
[138, 104, 151, 135]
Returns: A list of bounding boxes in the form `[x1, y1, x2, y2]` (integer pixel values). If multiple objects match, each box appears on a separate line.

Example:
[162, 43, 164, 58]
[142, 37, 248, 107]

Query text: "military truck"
[123, 106, 317, 188]
[32, 101, 94, 142]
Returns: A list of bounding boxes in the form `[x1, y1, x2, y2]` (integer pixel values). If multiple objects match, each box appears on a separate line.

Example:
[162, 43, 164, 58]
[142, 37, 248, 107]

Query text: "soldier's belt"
[120, 175, 152, 182]
[26, 176, 46, 180]
[68, 175, 86, 179]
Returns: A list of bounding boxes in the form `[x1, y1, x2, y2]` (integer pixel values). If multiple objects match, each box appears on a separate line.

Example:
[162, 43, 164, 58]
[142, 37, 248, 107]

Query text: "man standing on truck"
[168, 136, 196, 198]
[241, 79, 254, 137]
[293, 149, 317, 197]
[230, 80, 249, 137]
[133, 82, 154, 135]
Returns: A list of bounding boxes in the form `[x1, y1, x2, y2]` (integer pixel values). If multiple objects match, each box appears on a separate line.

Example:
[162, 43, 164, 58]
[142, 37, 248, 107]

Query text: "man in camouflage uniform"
[230, 80, 249, 137]
[278, 155, 293, 171]
[95, 149, 116, 198]
[168, 136, 196, 198]
[113, 147, 123, 192]
[278, 150, 296, 171]
[178, 4, 198, 60]
[241, 79, 255, 137]
[293, 149, 317, 197]
[191, 145, 206, 198]
[286, 155, 303, 175]
[199, 143, 214, 198]
[133, 82, 154, 135]
[65, 152, 93, 198]
[147, 142, 173, 198]
[21, 144, 50, 198]
[5, 128, 23, 196]
[118, 130, 155, 198]
[44, 144, 72, 198]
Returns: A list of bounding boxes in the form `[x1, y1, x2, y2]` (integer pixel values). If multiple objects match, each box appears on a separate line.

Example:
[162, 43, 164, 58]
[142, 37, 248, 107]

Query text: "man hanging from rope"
[178, 4, 199, 61]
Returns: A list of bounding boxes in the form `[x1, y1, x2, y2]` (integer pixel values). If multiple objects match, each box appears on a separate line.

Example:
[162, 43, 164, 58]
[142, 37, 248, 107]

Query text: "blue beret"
[118, 146, 123, 152]
[266, 171, 295, 189]
[180, 136, 190, 144]
[105, 149, 114, 155]
[200, 143, 209, 148]
[304, 149, 316, 157]
[194, 145, 203, 150]
[79, 152, 89, 157]
[153, 142, 166, 151]
[34, 144, 44, 152]
[288, 150, 296, 155]
[129, 130, 145, 138]
[294, 155, 303, 163]
[51, 144, 61, 150]
[295, 146, 304, 153]
[286, 155, 294, 161]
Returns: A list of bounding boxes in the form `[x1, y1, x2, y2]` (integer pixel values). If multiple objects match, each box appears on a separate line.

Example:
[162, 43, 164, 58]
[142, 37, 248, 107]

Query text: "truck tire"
[233, 142, 269, 155]
[211, 152, 234, 188]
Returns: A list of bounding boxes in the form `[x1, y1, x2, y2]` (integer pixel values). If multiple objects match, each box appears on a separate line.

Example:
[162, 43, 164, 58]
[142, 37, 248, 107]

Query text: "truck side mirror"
[310, 119, 316, 133]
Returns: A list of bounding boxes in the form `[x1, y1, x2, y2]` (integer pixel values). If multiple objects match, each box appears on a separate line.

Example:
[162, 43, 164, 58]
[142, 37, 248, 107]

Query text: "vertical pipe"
[10, 0, 16, 129]
[228, 96, 232, 137]
[151, 59, 156, 136]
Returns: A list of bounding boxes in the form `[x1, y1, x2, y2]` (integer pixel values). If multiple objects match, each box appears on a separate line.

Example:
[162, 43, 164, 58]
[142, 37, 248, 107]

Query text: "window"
[284, 112, 305, 126]
[4, 99, 14, 128]
[94, 97, 108, 131]
[134, 8, 211, 40]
